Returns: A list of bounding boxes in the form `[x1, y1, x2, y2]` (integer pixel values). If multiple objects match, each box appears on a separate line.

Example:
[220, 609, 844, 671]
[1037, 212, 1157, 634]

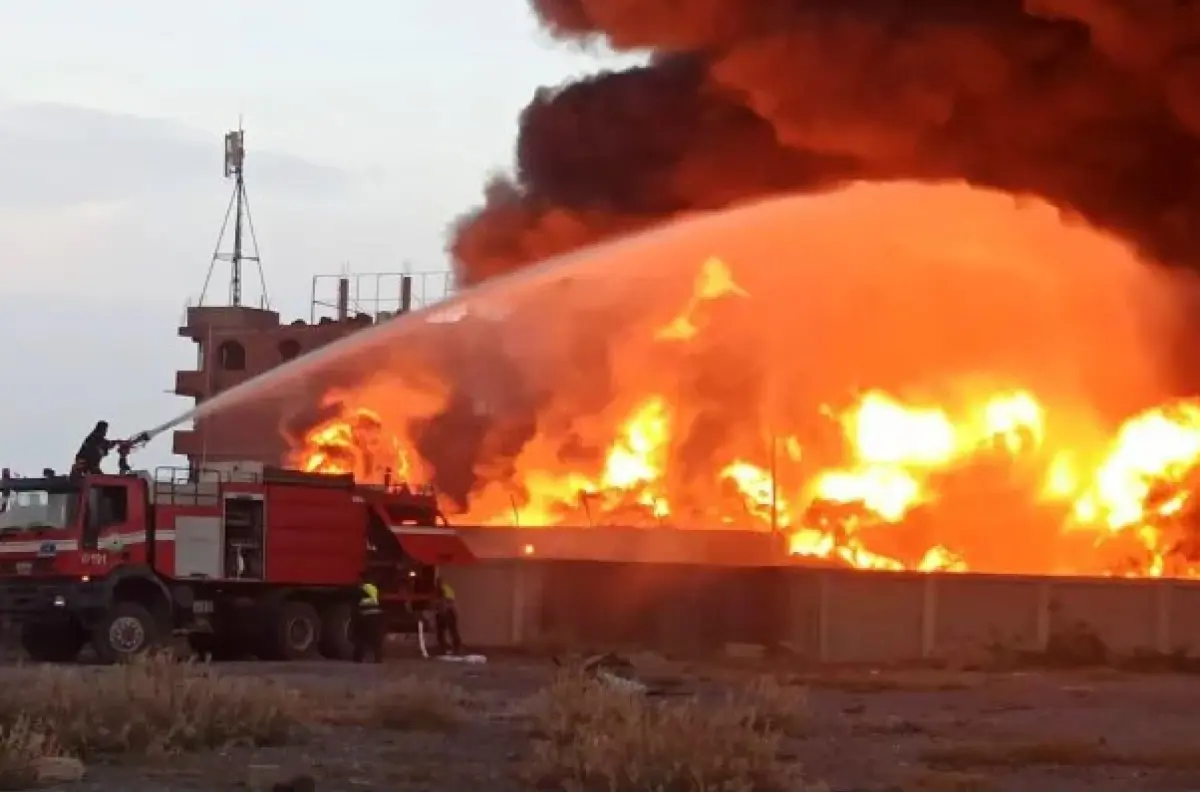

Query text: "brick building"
[171, 271, 453, 470]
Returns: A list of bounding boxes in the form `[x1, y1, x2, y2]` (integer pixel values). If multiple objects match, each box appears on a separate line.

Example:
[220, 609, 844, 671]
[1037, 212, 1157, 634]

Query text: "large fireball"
[285, 180, 1200, 578]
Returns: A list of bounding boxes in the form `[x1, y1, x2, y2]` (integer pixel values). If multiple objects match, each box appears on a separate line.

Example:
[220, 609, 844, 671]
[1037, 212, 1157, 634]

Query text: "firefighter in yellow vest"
[352, 580, 384, 663]
[433, 575, 462, 656]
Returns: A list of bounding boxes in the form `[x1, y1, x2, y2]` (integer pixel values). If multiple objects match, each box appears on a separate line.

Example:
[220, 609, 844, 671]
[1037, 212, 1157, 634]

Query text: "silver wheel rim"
[287, 617, 314, 650]
[109, 616, 145, 653]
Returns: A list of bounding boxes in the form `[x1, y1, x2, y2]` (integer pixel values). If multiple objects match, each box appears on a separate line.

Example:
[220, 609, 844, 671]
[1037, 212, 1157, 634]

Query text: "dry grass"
[349, 675, 471, 732]
[0, 718, 66, 790]
[522, 671, 813, 791]
[0, 652, 302, 758]
[922, 739, 1200, 771]
[735, 675, 811, 737]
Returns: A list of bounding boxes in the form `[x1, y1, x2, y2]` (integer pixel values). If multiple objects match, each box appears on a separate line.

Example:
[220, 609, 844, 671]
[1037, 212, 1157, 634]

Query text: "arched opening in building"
[278, 339, 301, 362]
[217, 340, 247, 371]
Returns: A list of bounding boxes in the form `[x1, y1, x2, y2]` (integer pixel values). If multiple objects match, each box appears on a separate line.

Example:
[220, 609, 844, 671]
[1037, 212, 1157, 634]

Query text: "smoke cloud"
[405, 0, 1200, 520]
[247, 0, 1200, 559]
[449, 0, 1200, 288]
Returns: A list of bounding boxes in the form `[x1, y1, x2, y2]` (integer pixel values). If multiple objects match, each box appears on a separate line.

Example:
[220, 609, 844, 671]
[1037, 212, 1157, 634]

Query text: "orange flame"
[299, 407, 411, 482]
[289, 254, 1200, 579]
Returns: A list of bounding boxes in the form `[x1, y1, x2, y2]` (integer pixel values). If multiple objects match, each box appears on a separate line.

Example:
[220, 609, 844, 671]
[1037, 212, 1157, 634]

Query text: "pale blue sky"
[0, 0, 637, 472]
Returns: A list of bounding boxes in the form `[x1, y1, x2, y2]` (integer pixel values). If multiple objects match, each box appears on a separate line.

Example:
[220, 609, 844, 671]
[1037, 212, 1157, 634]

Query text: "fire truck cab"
[0, 462, 474, 664]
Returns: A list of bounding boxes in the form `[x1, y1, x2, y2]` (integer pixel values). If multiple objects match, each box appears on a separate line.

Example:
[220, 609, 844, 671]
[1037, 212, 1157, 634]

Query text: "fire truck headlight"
[52, 595, 66, 608]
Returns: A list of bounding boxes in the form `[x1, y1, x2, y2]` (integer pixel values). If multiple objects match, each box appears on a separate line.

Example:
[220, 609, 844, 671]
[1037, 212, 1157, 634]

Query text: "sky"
[0, 0, 638, 474]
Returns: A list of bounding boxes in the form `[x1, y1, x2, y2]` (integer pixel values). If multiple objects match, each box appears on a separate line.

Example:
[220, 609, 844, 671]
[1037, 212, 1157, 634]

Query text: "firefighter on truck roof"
[71, 421, 115, 478]
[352, 579, 385, 663]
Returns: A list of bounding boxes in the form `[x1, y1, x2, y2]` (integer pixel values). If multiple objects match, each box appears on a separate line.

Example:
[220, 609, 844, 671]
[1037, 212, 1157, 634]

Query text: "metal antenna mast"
[198, 121, 270, 308]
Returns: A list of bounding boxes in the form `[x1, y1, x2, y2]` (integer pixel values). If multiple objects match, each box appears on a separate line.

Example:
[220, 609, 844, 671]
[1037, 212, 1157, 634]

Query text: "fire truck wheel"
[93, 601, 159, 665]
[20, 622, 86, 663]
[318, 603, 355, 660]
[272, 600, 322, 661]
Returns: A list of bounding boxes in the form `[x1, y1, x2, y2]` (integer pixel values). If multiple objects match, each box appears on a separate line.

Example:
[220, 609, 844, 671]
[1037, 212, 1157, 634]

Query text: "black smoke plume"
[449, 0, 1200, 287]
[288, 1, 1200, 511]
[418, 0, 1200, 506]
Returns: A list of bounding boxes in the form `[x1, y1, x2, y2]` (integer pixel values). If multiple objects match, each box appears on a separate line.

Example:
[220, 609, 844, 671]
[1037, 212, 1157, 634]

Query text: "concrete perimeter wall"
[444, 561, 1200, 664]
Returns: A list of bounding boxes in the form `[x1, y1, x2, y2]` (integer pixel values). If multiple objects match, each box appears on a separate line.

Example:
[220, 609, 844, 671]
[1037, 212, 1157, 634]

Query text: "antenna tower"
[198, 121, 270, 308]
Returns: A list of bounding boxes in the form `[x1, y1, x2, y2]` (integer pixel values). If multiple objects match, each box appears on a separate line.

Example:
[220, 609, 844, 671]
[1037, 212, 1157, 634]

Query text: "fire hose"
[113, 431, 151, 475]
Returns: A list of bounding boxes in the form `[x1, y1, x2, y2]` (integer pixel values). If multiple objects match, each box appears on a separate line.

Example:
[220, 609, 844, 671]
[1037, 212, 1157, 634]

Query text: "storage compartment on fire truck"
[222, 495, 264, 580]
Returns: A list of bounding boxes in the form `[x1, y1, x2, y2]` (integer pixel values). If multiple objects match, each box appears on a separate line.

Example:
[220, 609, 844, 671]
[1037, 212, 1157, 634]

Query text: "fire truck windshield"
[0, 490, 79, 533]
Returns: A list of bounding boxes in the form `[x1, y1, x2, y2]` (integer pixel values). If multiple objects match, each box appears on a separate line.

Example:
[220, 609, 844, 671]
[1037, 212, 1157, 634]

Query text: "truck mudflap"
[386, 523, 476, 565]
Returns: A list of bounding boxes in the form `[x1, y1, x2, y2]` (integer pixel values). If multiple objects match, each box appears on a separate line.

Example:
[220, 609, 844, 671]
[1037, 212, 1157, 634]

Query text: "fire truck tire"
[270, 600, 322, 661]
[20, 623, 86, 663]
[92, 601, 160, 665]
[318, 603, 355, 661]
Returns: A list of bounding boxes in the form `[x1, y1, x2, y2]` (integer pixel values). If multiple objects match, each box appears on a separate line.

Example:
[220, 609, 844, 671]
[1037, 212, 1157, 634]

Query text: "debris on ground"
[417, 620, 487, 664]
[580, 652, 649, 694]
[436, 654, 488, 665]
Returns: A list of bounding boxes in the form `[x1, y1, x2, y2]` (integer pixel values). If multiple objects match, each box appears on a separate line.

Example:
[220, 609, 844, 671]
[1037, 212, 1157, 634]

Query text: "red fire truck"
[0, 462, 474, 664]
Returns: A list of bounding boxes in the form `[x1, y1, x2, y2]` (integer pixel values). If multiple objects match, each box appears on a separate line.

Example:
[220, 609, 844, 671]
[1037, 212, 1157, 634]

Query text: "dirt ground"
[16, 646, 1200, 792]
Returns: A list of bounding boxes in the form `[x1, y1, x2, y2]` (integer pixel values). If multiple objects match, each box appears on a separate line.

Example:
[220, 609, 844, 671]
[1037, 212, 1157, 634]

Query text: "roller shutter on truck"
[371, 503, 475, 565]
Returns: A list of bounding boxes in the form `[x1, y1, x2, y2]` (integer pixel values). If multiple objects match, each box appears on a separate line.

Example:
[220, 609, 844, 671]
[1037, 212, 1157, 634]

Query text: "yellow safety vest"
[441, 582, 456, 601]
[359, 583, 380, 613]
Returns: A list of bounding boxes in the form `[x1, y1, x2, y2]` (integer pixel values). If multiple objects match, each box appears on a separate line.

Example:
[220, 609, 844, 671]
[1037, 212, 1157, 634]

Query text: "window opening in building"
[218, 340, 246, 371]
